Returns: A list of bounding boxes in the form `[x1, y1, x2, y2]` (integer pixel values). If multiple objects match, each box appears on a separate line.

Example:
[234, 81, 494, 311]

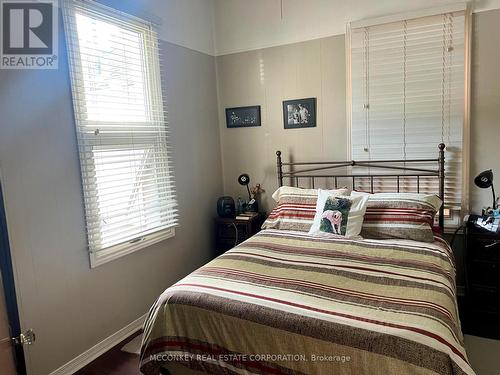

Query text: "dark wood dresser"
[214, 213, 266, 256]
[464, 224, 500, 339]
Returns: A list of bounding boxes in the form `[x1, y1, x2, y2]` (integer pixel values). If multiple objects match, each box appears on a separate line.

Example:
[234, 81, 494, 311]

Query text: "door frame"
[0, 178, 26, 375]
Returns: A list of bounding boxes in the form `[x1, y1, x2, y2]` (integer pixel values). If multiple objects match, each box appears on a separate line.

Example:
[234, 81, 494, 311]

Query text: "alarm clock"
[217, 196, 235, 218]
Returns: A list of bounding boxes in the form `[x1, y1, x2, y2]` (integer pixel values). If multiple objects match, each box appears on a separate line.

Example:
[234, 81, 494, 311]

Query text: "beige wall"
[216, 10, 500, 215]
[216, 35, 347, 212]
[0, 6, 222, 375]
[470, 9, 500, 212]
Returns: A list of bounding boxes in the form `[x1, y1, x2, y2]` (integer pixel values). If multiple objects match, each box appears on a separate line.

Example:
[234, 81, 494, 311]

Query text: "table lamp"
[238, 173, 251, 200]
[474, 169, 497, 209]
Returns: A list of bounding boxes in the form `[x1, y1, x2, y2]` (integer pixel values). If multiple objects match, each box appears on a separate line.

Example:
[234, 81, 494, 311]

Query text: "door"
[0, 180, 26, 374]
[0, 271, 16, 374]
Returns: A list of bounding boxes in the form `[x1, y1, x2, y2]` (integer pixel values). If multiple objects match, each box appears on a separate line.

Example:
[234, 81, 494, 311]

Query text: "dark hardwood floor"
[75, 332, 142, 375]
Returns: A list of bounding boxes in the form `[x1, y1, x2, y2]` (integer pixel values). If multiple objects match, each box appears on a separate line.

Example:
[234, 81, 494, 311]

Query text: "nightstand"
[464, 224, 500, 339]
[214, 213, 266, 256]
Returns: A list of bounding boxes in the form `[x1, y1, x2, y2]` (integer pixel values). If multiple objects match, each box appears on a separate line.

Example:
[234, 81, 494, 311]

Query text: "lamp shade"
[474, 170, 493, 189]
[238, 173, 250, 186]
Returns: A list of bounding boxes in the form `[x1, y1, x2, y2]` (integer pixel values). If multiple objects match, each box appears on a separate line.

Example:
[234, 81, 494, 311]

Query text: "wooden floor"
[75, 332, 142, 375]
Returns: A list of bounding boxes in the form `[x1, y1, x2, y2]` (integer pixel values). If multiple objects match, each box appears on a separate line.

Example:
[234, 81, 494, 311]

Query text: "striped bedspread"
[140, 229, 474, 375]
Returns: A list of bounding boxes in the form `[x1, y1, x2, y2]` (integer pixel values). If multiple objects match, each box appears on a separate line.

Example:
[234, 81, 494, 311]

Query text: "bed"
[140, 144, 475, 375]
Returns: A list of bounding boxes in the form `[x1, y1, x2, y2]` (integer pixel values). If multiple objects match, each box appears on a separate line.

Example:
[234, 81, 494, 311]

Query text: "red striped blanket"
[140, 229, 474, 375]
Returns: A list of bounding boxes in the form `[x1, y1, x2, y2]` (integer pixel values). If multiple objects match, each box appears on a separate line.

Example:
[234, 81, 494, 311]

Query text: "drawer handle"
[485, 241, 500, 249]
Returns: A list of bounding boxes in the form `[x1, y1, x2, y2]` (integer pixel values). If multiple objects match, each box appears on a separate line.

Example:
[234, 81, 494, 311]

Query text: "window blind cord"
[363, 27, 370, 156]
[447, 14, 454, 145]
[95, 127, 103, 248]
[441, 14, 447, 144]
[403, 20, 407, 162]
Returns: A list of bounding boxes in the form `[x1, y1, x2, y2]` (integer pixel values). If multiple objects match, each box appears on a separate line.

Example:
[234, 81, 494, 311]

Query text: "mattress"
[140, 229, 474, 375]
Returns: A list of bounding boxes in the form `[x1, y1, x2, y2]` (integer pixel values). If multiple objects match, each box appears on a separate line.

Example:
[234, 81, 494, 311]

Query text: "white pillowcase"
[308, 189, 369, 237]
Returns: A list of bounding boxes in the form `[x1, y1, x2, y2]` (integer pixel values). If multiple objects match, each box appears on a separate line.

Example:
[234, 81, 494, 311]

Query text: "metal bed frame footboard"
[276, 143, 446, 231]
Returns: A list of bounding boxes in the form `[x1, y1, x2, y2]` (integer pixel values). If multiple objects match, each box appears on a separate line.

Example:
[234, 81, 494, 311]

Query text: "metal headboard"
[276, 143, 446, 231]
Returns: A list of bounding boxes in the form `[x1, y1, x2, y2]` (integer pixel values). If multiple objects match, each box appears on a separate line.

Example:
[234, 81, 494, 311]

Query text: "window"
[348, 5, 470, 226]
[63, 0, 177, 266]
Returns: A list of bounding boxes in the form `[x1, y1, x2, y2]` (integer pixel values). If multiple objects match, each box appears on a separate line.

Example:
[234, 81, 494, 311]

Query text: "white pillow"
[308, 189, 369, 237]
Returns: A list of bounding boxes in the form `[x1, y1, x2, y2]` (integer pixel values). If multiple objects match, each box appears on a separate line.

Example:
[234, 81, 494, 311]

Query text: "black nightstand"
[464, 224, 500, 339]
[214, 213, 266, 256]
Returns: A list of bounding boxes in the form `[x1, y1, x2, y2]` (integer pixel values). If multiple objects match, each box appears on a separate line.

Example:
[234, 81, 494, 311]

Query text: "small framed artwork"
[283, 97, 316, 129]
[225, 106, 261, 128]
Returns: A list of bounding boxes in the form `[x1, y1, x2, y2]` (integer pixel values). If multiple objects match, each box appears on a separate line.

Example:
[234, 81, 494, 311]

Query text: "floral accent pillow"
[308, 190, 369, 237]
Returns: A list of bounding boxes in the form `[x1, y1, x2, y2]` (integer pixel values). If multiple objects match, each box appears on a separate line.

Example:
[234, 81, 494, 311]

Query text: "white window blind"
[63, 0, 177, 265]
[349, 9, 468, 217]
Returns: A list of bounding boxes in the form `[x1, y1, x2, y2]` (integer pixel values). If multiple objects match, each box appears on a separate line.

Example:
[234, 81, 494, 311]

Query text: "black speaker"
[217, 196, 235, 218]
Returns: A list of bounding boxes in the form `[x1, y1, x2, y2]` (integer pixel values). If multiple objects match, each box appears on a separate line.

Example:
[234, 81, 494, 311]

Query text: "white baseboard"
[48, 313, 146, 375]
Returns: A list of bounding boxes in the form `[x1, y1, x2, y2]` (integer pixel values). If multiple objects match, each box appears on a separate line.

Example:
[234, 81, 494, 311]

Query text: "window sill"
[89, 227, 175, 268]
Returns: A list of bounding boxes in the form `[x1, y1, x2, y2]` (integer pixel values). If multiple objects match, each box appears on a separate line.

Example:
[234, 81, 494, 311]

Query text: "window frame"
[345, 4, 472, 230]
[63, 1, 176, 267]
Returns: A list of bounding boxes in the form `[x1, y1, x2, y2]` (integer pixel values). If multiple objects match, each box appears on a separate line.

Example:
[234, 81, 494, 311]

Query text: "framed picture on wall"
[283, 98, 316, 129]
[225, 106, 261, 128]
